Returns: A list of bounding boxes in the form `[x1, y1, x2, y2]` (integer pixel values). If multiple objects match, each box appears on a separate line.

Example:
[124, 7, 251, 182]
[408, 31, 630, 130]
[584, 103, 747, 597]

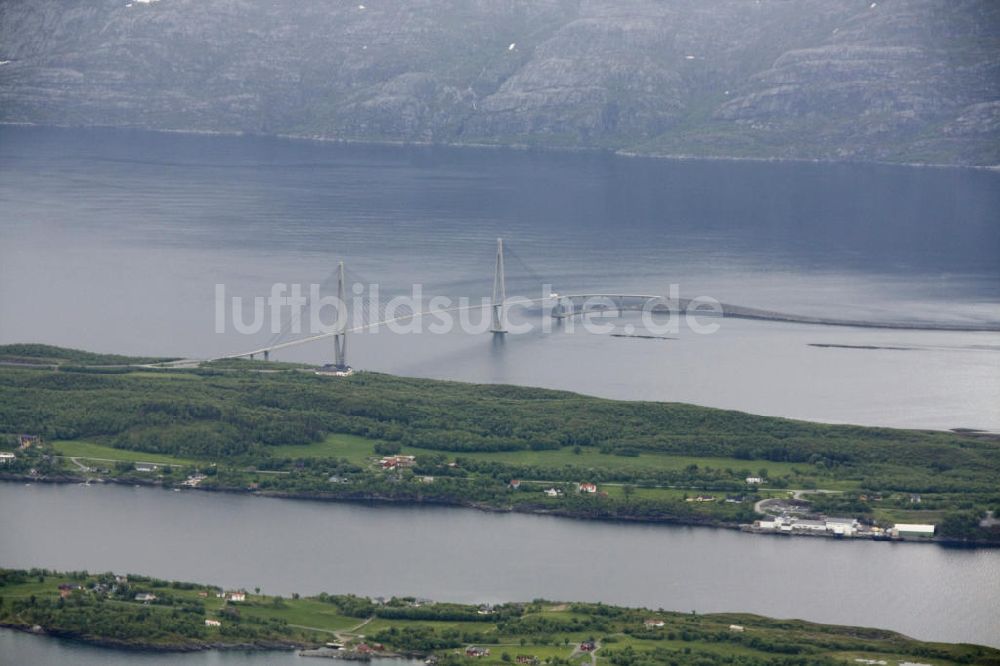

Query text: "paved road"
[755, 489, 843, 516]
[68, 457, 91, 472]
[54, 454, 185, 469]
[289, 615, 375, 643]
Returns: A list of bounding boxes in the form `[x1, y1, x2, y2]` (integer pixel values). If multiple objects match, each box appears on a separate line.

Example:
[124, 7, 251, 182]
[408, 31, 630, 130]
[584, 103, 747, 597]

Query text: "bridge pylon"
[332, 260, 349, 370]
[552, 295, 566, 321]
[490, 238, 507, 334]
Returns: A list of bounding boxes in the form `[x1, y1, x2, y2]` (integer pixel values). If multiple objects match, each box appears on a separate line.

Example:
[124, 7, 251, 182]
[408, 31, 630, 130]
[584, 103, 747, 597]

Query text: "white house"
[0, 452, 15, 463]
[745, 476, 764, 485]
[226, 591, 246, 602]
[182, 474, 207, 487]
[134, 593, 157, 603]
[205, 619, 221, 627]
[544, 488, 562, 497]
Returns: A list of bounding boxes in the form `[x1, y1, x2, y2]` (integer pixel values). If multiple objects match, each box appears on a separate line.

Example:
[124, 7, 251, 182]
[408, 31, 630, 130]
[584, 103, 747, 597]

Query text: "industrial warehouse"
[747, 516, 937, 541]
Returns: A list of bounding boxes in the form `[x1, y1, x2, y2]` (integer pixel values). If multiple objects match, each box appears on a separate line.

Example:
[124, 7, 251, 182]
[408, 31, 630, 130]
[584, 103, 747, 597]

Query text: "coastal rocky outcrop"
[0, 0, 997, 165]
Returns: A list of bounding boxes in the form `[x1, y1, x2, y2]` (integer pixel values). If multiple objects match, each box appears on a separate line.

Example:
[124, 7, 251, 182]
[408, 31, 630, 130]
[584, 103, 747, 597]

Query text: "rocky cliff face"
[1, 0, 997, 165]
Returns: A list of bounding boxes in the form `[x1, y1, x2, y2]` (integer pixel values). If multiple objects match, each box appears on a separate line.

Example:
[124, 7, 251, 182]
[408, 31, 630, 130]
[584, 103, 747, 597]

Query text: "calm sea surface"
[0, 483, 998, 650]
[1, 127, 999, 661]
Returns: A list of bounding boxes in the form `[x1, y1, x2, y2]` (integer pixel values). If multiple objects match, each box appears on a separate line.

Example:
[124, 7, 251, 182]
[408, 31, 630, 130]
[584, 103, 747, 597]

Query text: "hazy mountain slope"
[1, 0, 997, 165]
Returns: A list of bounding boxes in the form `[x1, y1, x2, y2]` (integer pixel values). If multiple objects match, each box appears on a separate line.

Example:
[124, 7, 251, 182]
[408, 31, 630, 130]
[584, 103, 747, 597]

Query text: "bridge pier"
[263, 350, 269, 362]
[552, 296, 574, 321]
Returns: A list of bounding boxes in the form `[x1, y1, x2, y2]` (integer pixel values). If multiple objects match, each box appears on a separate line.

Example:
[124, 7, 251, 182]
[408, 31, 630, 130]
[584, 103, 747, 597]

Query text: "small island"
[2, 568, 998, 665]
[1, 344, 999, 545]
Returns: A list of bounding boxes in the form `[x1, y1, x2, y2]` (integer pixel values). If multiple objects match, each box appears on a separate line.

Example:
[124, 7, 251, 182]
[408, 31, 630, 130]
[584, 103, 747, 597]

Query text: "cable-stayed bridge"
[208, 238, 1000, 372]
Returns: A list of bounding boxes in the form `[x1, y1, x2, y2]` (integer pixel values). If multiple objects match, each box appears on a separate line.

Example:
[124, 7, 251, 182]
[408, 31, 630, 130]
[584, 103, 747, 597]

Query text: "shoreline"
[0, 622, 307, 653]
[5, 474, 997, 548]
[3, 120, 998, 172]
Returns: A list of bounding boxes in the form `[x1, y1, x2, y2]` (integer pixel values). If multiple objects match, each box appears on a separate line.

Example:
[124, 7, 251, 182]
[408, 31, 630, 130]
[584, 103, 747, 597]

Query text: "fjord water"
[1, 483, 999, 649]
[1, 126, 998, 429]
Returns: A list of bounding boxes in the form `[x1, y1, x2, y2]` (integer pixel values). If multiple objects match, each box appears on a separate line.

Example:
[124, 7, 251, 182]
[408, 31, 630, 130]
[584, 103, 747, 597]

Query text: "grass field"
[449, 447, 809, 477]
[363, 617, 502, 635]
[53, 433, 851, 494]
[273, 434, 852, 488]
[279, 434, 808, 474]
[236, 598, 357, 631]
[871, 508, 950, 523]
[42, 432, 829, 519]
[270, 434, 381, 463]
[52, 440, 201, 467]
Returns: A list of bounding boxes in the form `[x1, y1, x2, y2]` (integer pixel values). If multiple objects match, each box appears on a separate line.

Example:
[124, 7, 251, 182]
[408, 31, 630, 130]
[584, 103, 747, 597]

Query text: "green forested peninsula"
[1, 344, 998, 539]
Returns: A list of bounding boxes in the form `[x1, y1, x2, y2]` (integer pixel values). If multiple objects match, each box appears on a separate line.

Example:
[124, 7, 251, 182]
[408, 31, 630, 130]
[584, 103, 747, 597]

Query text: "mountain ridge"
[1, 0, 997, 166]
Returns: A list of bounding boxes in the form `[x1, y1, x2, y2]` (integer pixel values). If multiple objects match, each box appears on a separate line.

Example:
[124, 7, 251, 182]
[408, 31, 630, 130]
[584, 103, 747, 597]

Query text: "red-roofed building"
[380, 455, 416, 470]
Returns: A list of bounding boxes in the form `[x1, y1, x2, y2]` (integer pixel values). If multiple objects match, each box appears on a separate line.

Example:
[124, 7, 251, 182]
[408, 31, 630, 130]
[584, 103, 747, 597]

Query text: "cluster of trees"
[370, 626, 468, 652]
[0, 441, 59, 477]
[604, 646, 841, 666]
[498, 613, 611, 636]
[1, 590, 209, 644]
[0, 343, 173, 366]
[315, 593, 374, 618]
[0, 569, 303, 648]
[375, 603, 517, 623]
[447, 456, 775, 489]
[939, 512, 989, 539]
[226, 467, 755, 525]
[315, 594, 523, 623]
